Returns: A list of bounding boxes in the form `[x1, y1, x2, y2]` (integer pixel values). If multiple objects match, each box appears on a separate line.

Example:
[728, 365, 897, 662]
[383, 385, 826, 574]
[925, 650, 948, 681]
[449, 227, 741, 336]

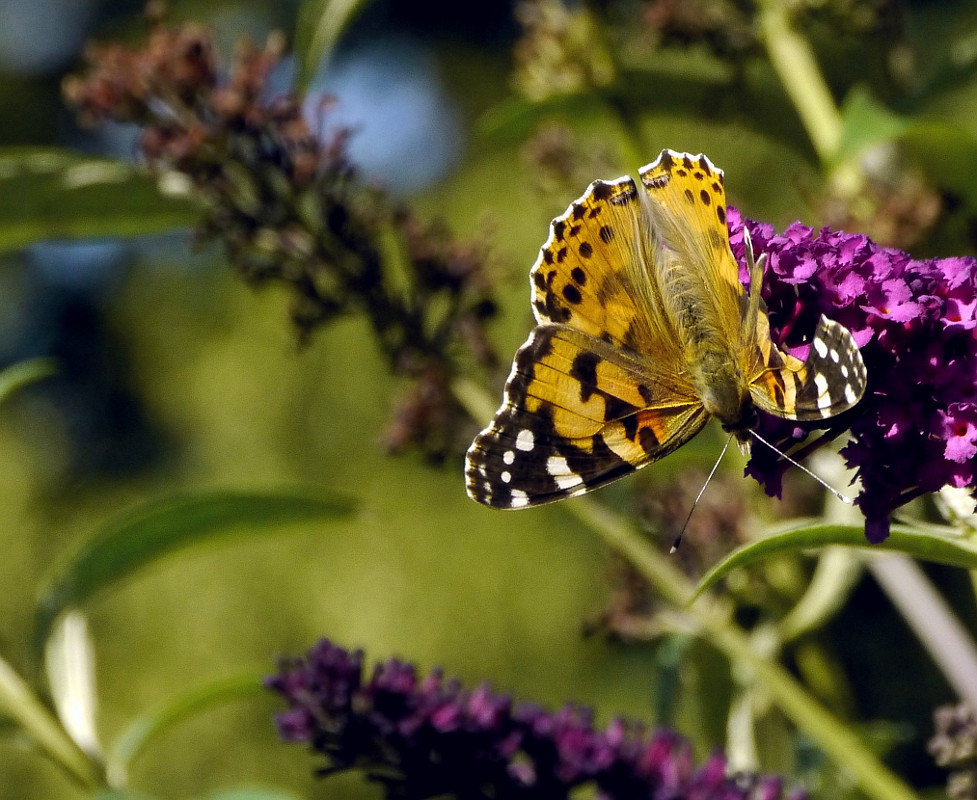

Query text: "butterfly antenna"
[749, 429, 852, 504]
[670, 434, 734, 553]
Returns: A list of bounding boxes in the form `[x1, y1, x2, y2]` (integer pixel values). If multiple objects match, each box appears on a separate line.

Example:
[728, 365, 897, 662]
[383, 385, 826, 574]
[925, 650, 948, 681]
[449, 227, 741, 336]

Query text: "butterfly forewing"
[528, 175, 677, 359]
[638, 151, 743, 347]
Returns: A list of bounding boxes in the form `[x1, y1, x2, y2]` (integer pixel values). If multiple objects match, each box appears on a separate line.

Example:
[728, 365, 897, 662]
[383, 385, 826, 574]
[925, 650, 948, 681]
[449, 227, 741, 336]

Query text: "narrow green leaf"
[293, 0, 373, 92]
[692, 522, 977, 601]
[477, 93, 608, 144]
[107, 673, 267, 783]
[0, 357, 57, 404]
[0, 147, 197, 253]
[35, 490, 357, 649]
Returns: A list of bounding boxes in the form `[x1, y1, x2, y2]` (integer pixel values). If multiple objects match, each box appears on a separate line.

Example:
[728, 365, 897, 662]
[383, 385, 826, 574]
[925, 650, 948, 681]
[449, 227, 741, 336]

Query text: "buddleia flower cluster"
[63, 13, 499, 459]
[267, 638, 804, 800]
[728, 207, 977, 542]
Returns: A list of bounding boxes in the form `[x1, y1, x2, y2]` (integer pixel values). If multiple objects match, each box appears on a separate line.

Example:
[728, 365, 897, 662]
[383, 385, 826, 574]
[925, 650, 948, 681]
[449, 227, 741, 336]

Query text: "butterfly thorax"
[691, 343, 757, 435]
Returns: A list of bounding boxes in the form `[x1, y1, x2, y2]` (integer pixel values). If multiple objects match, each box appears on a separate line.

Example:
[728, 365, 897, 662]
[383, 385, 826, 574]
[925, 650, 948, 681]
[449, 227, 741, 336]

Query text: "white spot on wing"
[844, 384, 858, 404]
[516, 429, 535, 451]
[546, 455, 572, 475]
[503, 450, 515, 465]
[501, 471, 511, 484]
[547, 455, 583, 490]
[814, 337, 828, 359]
[509, 489, 529, 508]
[814, 373, 831, 409]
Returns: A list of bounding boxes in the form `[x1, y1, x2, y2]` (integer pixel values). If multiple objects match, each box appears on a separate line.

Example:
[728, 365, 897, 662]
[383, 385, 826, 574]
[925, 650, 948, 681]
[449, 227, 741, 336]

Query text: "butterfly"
[465, 149, 867, 509]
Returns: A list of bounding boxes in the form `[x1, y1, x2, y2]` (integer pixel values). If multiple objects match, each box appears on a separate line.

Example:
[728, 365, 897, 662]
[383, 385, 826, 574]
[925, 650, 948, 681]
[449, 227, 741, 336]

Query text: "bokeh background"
[3, 1, 977, 798]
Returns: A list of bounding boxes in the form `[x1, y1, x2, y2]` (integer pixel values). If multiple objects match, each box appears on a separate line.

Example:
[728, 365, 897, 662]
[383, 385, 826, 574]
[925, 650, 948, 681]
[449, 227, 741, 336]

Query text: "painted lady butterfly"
[466, 150, 866, 508]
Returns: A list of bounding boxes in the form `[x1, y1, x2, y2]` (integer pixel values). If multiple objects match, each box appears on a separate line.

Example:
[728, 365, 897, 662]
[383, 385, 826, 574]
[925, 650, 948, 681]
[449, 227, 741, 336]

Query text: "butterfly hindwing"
[750, 315, 867, 421]
[465, 325, 707, 508]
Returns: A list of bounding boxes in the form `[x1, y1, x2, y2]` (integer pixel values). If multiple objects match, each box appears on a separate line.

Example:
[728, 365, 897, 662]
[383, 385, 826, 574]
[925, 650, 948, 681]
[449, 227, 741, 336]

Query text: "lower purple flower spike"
[267, 638, 805, 799]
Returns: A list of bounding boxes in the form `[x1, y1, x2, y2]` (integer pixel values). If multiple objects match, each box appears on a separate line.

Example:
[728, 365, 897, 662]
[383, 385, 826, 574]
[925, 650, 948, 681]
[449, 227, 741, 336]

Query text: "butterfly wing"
[637, 150, 744, 346]
[466, 325, 707, 508]
[749, 313, 867, 421]
[529, 173, 681, 363]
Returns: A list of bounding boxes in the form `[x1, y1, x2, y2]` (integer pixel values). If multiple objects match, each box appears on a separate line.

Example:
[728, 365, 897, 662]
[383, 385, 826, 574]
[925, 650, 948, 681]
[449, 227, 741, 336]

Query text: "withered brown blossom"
[930, 704, 977, 800]
[642, 0, 897, 57]
[643, 0, 758, 59]
[64, 15, 499, 458]
[587, 467, 804, 641]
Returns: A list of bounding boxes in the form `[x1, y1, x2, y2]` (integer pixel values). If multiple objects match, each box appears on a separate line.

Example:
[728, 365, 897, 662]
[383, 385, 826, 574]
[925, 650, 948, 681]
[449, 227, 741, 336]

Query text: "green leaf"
[107, 673, 268, 782]
[35, 490, 357, 650]
[0, 357, 57, 404]
[476, 93, 609, 145]
[835, 86, 908, 164]
[900, 121, 977, 206]
[293, 0, 373, 92]
[692, 522, 977, 601]
[0, 147, 197, 253]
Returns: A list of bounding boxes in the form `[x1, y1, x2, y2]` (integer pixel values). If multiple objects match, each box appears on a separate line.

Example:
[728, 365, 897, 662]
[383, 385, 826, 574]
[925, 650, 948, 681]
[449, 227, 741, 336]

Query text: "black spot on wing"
[605, 395, 640, 426]
[592, 181, 614, 201]
[638, 425, 659, 454]
[570, 351, 600, 402]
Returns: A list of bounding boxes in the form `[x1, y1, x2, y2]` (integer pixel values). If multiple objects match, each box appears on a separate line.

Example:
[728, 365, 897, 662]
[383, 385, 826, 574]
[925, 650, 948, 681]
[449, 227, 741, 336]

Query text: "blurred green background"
[3, 1, 977, 798]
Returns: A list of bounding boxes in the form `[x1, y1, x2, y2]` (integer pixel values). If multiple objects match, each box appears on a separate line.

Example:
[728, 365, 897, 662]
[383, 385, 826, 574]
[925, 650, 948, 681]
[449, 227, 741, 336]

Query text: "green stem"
[0, 655, 101, 789]
[757, 0, 843, 162]
[456, 372, 919, 795]
[454, 374, 920, 799]
[571, 498, 921, 800]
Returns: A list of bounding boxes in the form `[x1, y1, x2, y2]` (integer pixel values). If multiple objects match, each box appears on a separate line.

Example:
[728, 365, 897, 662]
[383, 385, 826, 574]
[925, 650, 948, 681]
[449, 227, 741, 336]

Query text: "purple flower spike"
[267, 639, 804, 799]
[726, 208, 977, 542]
